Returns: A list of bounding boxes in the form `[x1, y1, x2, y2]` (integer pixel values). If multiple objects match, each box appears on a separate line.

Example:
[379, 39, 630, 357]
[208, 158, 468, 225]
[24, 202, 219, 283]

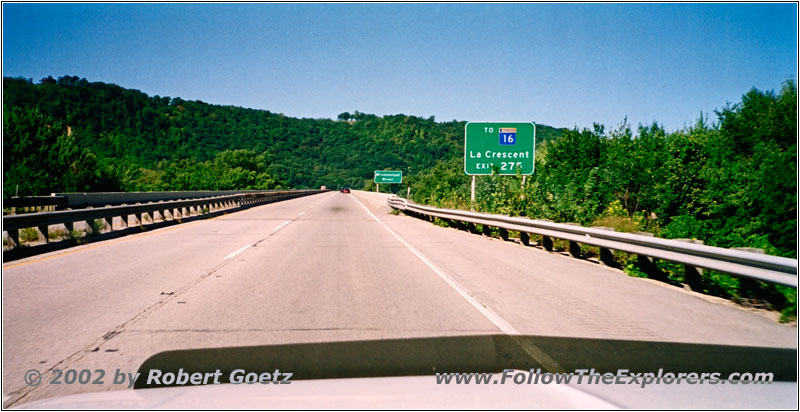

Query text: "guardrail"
[387, 197, 798, 288]
[3, 190, 326, 260]
[3, 196, 68, 213]
[3, 190, 298, 215]
[50, 190, 292, 209]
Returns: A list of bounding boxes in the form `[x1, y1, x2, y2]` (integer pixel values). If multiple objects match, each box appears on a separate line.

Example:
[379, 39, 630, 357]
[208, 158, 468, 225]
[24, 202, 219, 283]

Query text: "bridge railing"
[3, 196, 69, 213]
[387, 196, 797, 288]
[3, 190, 303, 215]
[3, 190, 326, 258]
[50, 190, 297, 209]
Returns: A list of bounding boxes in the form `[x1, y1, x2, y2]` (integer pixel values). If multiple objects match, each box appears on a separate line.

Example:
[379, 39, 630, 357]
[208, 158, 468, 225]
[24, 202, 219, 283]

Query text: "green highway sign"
[374, 170, 402, 184]
[464, 122, 535, 175]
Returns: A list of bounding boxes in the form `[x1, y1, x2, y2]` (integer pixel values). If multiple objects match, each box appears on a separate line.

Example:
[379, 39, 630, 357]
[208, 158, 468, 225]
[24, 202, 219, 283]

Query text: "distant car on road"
[340, 188, 350, 194]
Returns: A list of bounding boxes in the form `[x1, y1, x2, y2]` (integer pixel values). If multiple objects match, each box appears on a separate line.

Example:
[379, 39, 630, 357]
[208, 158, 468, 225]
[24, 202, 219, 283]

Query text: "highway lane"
[358, 191, 797, 347]
[3, 191, 499, 405]
[3, 189, 796, 406]
[1, 192, 343, 404]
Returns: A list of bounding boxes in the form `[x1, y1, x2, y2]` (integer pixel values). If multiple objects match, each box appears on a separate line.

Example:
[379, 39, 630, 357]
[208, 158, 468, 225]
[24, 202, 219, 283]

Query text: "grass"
[591, 214, 642, 233]
[552, 238, 570, 252]
[48, 229, 68, 240]
[16, 226, 88, 245]
[580, 244, 600, 258]
[91, 219, 108, 233]
[19, 227, 39, 242]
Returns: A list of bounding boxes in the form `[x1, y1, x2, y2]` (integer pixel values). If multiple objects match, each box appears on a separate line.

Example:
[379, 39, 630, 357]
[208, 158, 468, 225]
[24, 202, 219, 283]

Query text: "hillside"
[2, 76, 564, 196]
[3, 75, 796, 318]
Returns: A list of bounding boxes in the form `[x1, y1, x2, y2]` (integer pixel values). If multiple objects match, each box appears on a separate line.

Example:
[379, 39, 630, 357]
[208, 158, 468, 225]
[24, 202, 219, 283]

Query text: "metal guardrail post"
[633, 232, 668, 281]
[594, 227, 617, 267]
[676, 239, 704, 290]
[445, 217, 464, 231]
[533, 219, 554, 251]
[733, 247, 766, 294]
[542, 235, 554, 251]
[565, 223, 582, 258]
[519, 232, 531, 246]
[498, 228, 509, 241]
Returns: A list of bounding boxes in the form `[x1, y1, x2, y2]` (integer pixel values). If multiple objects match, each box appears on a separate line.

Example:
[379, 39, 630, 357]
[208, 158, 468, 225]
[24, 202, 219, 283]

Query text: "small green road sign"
[464, 122, 535, 175]
[374, 170, 402, 184]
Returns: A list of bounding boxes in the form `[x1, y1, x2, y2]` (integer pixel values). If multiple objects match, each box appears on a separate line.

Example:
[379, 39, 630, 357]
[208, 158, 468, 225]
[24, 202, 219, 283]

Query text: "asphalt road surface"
[3, 190, 796, 406]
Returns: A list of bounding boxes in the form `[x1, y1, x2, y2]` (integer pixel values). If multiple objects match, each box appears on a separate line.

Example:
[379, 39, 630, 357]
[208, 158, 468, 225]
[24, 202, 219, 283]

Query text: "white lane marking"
[271, 220, 291, 234]
[217, 193, 338, 262]
[350, 194, 564, 372]
[223, 245, 251, 260]
[350, 195, 518, 333]
[223, 219, 291, 260]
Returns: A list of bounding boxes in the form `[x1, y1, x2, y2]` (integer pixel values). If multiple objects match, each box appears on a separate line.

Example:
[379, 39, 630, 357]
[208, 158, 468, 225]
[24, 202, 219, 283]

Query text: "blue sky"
[3, 3, 797, 131]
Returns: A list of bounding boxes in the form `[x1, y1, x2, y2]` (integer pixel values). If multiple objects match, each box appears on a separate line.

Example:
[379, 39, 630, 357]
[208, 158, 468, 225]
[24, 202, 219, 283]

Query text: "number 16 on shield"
[499, 127, 516, 145]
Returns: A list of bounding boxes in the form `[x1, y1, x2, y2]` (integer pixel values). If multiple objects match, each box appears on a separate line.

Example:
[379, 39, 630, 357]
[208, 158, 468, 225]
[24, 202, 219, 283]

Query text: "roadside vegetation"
[409, 82, 797, 321]
[3, 75, 795, 320]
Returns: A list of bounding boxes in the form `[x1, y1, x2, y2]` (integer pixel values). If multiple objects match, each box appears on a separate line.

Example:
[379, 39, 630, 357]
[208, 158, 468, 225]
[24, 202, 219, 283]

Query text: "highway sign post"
[374, 170, 402, 193]
[464, 122, 535, 209]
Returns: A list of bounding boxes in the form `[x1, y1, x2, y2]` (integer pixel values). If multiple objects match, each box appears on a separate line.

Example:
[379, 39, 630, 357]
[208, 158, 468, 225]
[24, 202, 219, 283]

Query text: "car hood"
[13, 334, 798, 409]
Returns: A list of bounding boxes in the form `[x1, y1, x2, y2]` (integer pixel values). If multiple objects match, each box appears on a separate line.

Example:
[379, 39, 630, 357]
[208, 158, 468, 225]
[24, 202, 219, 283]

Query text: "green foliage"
[777, 286, 797, 323]
[91, 219, 107, 233]
[3, 105, 117, 198]
[408, 81, 796, 318]
[3, 76, 566, 194]
[3, 75, 795, 319]
[19, 228, 39, 243]
[48, 229, 67, 240]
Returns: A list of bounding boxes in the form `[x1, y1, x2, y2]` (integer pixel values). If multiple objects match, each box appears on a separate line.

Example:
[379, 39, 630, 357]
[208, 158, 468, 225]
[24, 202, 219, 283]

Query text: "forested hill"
[4, 75, 797, 316]
[2, 76, 564, 196]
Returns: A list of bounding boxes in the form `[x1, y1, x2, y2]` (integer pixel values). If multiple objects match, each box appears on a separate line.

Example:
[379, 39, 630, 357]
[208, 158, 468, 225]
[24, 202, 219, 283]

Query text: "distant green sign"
[374, 170, 402, 184]
[464, 122, 535, 175]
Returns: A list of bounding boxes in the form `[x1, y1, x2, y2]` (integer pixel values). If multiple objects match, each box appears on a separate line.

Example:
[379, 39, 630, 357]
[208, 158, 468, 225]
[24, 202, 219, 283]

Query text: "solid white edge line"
[350, 194, 520, 335]
[223, 245, 251, 260]
[350, 193, 565, 372]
